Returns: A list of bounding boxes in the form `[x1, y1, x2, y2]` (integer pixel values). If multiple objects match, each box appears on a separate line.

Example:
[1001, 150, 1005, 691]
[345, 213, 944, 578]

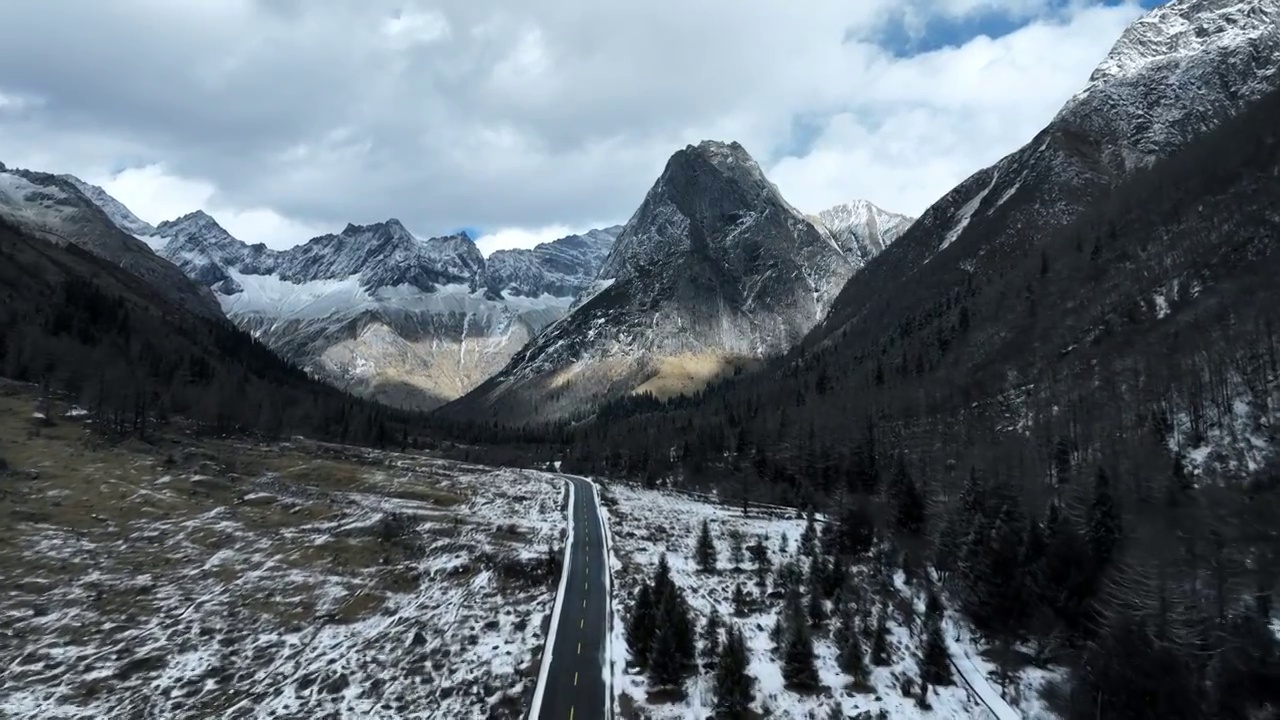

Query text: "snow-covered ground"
[601, 482, 1060, 719]
[0, 410, 566, 720]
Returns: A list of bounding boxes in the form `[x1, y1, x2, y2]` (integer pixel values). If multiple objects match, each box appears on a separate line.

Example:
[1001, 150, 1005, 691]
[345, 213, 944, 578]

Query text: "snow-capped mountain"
[484, 227, 620, 299]
[58, 174, 157, 237]
[814, 0, 1280, 348]
[116, 207, 622, 409]
[0, 165, 221, 318]
[809, 199, 914, 270]
[446, 140, 858, 423]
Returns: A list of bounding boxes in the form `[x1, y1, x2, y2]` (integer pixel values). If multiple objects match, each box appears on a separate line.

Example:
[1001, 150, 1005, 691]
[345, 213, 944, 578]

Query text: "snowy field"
[0, 392, 565, 719]
[601, 482, 1059, 719]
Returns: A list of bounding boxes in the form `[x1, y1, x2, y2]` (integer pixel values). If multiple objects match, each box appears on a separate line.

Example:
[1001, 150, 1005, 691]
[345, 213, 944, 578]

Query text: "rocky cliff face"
[809, 199, 913, 271]
[447, 140, 859, 423]
[813, 0, 1280, 348]
[125, 210, 621, 410]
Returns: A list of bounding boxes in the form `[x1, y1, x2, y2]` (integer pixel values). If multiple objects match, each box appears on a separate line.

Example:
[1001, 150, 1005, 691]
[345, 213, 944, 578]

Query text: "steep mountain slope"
[0, 215, 407, 444]
[808, 199, 913, 271]
[552, 14, 1280, 714]
[563, 0, 1280, 499]
[813, 0, 1280, 351]
[446, 140, 858, 423]
[484, 227, 620, 299]
[133, 211, 621, 410]
[0, 166, 221, 319]
[58, 174, 157, 237]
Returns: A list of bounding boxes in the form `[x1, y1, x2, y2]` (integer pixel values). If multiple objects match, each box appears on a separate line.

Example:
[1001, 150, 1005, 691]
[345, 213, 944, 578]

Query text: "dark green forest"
[0, 218, 421, 447]
[3, 64, 1279, 720]
[539, 85, 1280, 717]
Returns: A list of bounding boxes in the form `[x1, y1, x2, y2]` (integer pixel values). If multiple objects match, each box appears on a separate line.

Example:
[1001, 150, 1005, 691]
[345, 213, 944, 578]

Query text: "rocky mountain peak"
[810, 199, 915, 270]
[58, 175, 156, 237]
[1087, 0, 1278, 86]
[447, 141, 857, 423]
[1052, 0, 1279, 172]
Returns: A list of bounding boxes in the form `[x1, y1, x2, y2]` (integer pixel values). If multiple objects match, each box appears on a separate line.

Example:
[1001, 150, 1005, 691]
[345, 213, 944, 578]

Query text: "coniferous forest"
[0, 218, 421, 447]
[546, 84, 1280, 717]
[3, 38, 1279, 720]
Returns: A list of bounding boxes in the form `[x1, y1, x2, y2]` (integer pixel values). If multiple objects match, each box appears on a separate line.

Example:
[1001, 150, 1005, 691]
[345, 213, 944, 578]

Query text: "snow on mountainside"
[809, 199, 914, 270]
[814, 0, 1280, 352]
[485, 226, 623, 299]
[0, 165, 222, 318]
[1060, 0, 1280, 171]
[58, 174, 157, 237]
[78, 196, 619, 410]
[446, 140, 859, 424]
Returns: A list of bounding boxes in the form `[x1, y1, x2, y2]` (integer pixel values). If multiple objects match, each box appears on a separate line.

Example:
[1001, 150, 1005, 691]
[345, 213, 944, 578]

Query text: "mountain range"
[1, 154, 908, 414]
[447, 140, 891, 422]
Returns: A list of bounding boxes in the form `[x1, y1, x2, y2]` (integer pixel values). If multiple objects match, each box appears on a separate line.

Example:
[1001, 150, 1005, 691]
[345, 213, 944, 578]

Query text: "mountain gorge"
[446, 140, 880, 423]
[552, 4, 1280, 715]
[567, 0, 1280, 490]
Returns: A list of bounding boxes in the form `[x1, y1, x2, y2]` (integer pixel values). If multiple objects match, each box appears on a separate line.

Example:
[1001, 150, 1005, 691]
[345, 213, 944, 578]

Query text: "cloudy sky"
[0, 0, 1164, 254]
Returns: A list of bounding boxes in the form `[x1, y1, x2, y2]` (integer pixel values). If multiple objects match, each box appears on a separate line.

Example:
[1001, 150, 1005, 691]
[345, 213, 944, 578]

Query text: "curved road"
[530, 476, 611, 720]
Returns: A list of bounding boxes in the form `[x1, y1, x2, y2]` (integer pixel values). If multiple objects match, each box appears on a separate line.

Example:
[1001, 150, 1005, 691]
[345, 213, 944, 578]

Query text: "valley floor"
[600, 482, 1064, 719]
[0, 383, 565, 719]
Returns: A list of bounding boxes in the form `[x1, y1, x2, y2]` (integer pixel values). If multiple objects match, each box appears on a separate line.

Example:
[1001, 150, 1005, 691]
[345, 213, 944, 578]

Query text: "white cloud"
[94, 164, 327, 249]
[474, 224, 583, 257]
[769, 3, 1143, 217]
[381, 7, 450, 49]
[0, 0, 1151, 252]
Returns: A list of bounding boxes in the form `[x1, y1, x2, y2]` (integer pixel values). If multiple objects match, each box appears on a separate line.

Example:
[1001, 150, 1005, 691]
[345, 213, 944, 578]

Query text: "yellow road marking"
[580, 618, 584, 628]
[574, 671, 579, 686]
[570, 707, 575, 720]
[583, 598, 587, 608]
[577, 641, 582, 654]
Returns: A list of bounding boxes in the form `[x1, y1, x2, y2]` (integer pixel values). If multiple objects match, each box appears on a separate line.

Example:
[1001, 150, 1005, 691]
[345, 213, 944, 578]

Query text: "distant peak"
[341, 218, 413, 239]
[684, 139, 754, 169]
[158, 210, 226, 233]
[173, 209, 216, 224]
[1085, 0, 1279, 86]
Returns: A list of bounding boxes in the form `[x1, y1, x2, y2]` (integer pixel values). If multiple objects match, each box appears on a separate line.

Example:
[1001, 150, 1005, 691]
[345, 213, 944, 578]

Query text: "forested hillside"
[553, 80, 1280, 718]
[0, 218, 418, 446]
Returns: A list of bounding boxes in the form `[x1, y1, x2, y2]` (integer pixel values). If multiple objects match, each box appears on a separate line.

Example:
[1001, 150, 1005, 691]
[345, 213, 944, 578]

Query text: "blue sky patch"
[452, 226, 482, 240]
[873, 0, 1170, 58]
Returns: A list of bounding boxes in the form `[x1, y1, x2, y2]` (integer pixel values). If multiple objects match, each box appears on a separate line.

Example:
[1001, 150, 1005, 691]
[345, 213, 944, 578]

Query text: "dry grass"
[631, 352, 759, 400]
[0, 381, 564, 719]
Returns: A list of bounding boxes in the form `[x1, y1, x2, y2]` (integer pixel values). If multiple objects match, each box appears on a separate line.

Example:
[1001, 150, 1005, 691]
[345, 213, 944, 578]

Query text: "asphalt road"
[530, 476, 611, 720]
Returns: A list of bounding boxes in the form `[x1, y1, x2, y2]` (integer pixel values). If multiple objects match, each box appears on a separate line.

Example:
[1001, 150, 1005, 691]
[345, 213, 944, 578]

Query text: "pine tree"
[919, 604, 953, 686]
[870, 607, 892, 666]
[800, 508, 818, 557]
[701, 608, 722, 672]
[626, 582, 656, 669]
[895, 467, 926, 535]
[696, 519, 718, 572]
[714, 626, 754, 718]
[834, 601, 868, 683]
[782, 591, 821, 691]
[728, 529, 746, 569]
[732, 582, 749, 616]
[1088, 466, 1122, 571]
[749, 535, 772, 588]
[807, 556, 828, 627]
[648, 579, 696, 686]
